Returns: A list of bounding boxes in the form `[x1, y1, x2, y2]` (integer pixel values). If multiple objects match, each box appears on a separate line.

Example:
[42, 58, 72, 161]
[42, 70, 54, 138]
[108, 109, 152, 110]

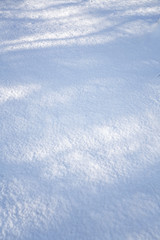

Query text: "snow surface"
[0, 0, 160, 239]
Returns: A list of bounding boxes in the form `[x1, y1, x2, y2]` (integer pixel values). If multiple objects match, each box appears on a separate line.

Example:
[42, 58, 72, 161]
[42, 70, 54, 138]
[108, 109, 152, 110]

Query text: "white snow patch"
[0, 84, 40, 104]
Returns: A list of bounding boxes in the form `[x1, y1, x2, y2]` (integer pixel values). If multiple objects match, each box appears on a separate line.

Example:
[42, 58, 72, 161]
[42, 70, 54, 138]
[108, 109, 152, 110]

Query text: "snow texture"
[0, 0, 160, 239]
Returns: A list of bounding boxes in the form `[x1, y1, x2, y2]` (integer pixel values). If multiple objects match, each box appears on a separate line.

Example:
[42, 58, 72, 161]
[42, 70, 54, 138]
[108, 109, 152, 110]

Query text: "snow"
[0, 0, 160, 239]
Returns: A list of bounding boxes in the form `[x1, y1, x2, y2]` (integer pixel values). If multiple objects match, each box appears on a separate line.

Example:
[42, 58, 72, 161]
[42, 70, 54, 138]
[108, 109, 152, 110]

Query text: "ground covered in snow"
[0, 0, 160, 239]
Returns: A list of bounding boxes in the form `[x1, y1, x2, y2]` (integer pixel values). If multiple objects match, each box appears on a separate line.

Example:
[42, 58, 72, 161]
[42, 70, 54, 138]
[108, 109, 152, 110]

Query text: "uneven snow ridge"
[0, 0, 160, 240]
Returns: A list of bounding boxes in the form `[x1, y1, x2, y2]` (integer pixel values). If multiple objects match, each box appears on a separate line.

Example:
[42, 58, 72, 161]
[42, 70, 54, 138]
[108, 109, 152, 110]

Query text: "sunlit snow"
[0, 0, 160, 239]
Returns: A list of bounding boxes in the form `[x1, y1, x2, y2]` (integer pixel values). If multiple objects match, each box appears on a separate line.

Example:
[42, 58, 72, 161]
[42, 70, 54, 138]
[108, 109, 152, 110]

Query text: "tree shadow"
[0, 0, 159, 53]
